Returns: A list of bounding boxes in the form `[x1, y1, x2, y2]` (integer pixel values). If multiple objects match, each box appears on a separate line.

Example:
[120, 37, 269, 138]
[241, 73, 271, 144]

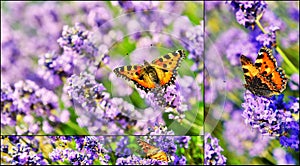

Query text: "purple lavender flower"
[137, 84, 187, 122]
[1, 137, 48, 165]
[183, 22, 204, 72]
[287, 96, 299, 114]
[1, 80, 66, 134]
[115, 137, 131, 158]
[67, 72, 139, 134]
[118, 1, 158, 12]
[289, 73, 299, 91]
[287, 2, 299, 22]
[136, 124, 188, 165]
[228, 1, 267, 29]
[242, 92, 299, 150]
[175, 136, 191, 149]
[172, 17, 204, 72]
[57, 23, 99, 66]
[204, 133, 226, 165]
[208, 27, 257, 67]
[178, 75, 202, 104]
[87, 6, 113, 34]
[142, 123, 177, 155]
[279, 121, 299, 151]
[273, 148, 296, 164]
[1, 20, 32, 84]
[256, 25, 279, 47]
[67, 72, 109, 113]
[116, 1, 177, 39]
[173, 156, 187, 165]
[1, 82, 17, 126]
[224, 111, 271, 156]
[116, 155, 168, 165]
[38, 51, 76, 88]
[49, 136, 109, 165]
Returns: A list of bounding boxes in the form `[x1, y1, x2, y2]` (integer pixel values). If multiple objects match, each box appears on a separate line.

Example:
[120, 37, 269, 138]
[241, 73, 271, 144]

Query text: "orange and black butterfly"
[137, 139, 170, 162]
[113, 50, 185, 93]
[240, 47, 288, 97]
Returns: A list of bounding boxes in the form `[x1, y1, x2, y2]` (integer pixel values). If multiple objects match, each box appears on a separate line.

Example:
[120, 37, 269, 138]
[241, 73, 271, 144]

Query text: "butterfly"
[137, 139, 170, 162]
[240, 47, 288, 97]
[113, 50, 185, 93]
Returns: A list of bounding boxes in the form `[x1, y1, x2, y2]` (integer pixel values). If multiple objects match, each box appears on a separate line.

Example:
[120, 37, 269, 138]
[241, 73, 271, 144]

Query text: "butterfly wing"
[254, 47, 277, 76]
[113, 65, 156, 92]
[240, 55, 259, 83]
[137, 139, 168, 162]
[137, 139, 159, 154]
[151, 49, 186, 86]
[267, 68, 288, 93]
[255, 47, 288, 93]
[149, 150, 168, 162]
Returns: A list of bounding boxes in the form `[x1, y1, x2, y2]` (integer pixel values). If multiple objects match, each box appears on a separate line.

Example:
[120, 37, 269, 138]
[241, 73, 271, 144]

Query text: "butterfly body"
[114, 50, 185, 93]
[240, 47, 288, 97]
[137, 139, 170, 162]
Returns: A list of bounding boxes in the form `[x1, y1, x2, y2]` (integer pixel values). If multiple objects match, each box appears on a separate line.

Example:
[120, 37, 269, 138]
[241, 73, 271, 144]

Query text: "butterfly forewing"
[240, 55, 259, 82]
[151, 50, 185, 71]
[151, 49, 185, 87]
[254, 47, 277, 76]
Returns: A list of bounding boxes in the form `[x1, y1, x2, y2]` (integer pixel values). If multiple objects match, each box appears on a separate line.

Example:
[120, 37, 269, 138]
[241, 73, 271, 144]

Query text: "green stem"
[275, 47, 299, 74]
[255, 15, 299, 74]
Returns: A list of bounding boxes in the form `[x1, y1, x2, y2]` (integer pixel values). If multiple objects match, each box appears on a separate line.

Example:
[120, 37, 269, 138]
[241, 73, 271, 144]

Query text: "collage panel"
[204, 1, 299, 165]
[1, 1, 203, 136]
[3, 1, 298, 165]
[1, 136, 203, 165]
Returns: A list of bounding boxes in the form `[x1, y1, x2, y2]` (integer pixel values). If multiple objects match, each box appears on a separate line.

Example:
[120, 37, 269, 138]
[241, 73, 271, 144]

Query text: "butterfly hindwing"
[268, 67, 288, 93]
[137, 139, 169, 162]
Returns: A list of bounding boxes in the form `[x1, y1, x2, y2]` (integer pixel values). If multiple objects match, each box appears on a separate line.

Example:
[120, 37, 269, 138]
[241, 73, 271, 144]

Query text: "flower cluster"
[183, 22, 204, 72]
[116, 155, 168, 165]
[204, 133, 227, 165]
[1, 136, 49, 165]
[38, 51, 76, 88]
[1, 80, 68, 134]
[115, 137, 131, 158]
[224, 111, 271, 156]
[57, 23, 98, 59]
[49, 136, 110, 165]
[228, 1, 267, 29]
[256, 25, 279, 47]
[66, 72, 138, 134]
[273, 148, 296, 165]
[242, 92, 299, 151]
